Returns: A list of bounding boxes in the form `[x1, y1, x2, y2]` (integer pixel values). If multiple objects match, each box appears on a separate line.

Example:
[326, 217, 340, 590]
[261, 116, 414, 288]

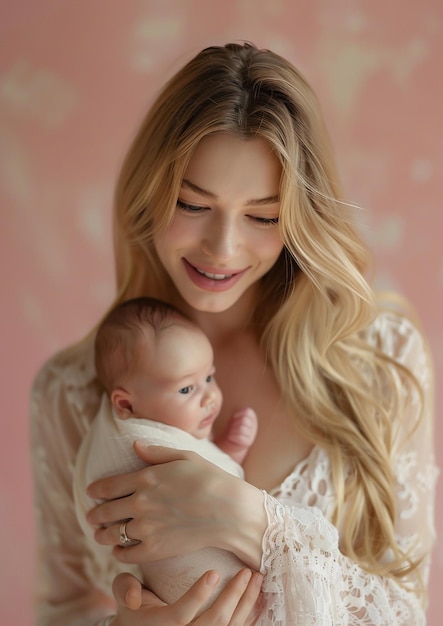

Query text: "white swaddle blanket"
[74, 393, 245, 610]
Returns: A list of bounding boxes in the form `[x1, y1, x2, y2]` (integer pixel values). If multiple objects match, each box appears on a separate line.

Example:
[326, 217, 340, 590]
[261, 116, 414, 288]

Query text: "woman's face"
[154, 133, 284, 314]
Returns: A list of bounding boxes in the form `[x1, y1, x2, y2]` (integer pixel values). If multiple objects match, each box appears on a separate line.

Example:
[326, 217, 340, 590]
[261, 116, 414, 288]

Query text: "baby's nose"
[201, 390, 215, 407]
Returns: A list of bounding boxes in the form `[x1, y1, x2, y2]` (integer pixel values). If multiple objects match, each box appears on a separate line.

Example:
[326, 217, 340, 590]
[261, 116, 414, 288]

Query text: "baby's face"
[128, 322, 222, 438]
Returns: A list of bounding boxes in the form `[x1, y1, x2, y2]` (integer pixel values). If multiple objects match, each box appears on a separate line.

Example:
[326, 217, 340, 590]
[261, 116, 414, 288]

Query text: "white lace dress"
[30, 312, 439, 625]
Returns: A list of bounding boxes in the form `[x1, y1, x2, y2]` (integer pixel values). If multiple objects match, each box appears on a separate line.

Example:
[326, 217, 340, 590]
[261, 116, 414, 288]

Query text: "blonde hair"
[109, 43, 424, 586]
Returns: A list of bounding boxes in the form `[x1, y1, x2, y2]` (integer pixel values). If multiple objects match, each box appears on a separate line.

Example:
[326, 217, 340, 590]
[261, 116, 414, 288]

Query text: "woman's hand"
[110, 568, 263, 625]
[86, 444, 267, 569]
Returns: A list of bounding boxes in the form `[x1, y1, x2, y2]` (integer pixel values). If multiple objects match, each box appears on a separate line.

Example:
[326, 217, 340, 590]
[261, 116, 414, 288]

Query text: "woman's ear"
[111, 388, 134, 420]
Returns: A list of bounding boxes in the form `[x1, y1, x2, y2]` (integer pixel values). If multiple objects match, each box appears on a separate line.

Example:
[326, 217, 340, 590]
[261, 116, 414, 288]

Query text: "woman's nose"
[201, 216, 239, 260]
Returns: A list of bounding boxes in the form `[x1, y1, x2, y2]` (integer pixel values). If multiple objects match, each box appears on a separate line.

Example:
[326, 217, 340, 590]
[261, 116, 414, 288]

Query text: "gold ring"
[119, 520, 134, 545]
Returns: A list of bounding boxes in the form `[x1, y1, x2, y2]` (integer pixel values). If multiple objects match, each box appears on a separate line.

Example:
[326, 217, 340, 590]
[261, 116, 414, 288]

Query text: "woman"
[31, 42, 438, 625]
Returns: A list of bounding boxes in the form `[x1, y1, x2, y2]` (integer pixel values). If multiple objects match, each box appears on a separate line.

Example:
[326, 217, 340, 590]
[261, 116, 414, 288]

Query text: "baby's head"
[95, 297, 222, 438]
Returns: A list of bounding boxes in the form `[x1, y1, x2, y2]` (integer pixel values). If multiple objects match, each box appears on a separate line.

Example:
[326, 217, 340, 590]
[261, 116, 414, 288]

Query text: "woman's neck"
[177, 288, 257, 345]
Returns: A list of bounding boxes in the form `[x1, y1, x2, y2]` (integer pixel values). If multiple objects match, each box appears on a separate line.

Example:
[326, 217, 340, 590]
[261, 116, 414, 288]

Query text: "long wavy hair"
[110, 42, 425, 589]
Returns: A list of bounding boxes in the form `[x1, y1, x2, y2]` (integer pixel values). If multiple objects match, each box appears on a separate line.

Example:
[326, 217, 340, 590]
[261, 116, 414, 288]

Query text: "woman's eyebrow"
[181, 178, 279, 206]
[182, 178, 216, 199]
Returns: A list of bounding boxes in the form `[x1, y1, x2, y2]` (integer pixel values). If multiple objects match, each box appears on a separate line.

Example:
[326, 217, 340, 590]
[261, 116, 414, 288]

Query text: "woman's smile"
[183, 259, 249, 292]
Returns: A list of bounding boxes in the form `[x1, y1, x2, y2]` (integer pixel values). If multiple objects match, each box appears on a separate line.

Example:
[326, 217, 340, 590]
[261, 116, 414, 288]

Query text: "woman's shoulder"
[33, 334, 96, 392]
[368, 307, 421, 341]
[31, 333, 103, 429]
[366, 305, 430, 383]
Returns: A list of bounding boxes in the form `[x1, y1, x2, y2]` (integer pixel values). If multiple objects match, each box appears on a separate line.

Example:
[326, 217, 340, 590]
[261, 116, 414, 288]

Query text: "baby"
[74, 297, 258, 609]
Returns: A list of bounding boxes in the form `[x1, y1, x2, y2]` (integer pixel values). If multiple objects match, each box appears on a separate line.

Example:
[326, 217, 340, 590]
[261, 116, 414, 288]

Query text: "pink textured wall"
[1, 2, 441, 624]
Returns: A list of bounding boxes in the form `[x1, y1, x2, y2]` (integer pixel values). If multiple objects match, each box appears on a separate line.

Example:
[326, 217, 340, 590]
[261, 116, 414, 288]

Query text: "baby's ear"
[111, 388, 134, 420]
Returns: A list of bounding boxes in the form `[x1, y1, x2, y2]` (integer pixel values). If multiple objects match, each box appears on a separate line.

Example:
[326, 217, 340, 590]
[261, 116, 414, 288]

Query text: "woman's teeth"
[197, 269, 233, 280]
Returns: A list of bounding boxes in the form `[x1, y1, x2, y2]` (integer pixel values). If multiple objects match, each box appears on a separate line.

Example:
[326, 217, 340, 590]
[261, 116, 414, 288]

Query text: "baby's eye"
[205, 375, 213, 383]
[179, 386, 193, 395]
[177, 199, 206, 213]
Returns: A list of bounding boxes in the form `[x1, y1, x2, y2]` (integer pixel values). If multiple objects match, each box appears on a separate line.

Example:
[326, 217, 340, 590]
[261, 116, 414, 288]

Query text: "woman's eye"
[179, 386, 193, 395]
[177, 199, 206, 213]
[251, 216, 279, 226]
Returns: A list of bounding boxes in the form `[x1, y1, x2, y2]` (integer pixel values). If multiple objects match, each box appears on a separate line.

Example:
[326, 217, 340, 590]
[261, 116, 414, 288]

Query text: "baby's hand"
[216, 407, 258, 464]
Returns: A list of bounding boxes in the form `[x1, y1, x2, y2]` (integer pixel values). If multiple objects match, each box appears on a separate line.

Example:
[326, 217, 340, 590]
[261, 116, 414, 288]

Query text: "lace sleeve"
[30, 343, 117, 626]
[259, 314, 439, 625]
[261, 497, 427, 625]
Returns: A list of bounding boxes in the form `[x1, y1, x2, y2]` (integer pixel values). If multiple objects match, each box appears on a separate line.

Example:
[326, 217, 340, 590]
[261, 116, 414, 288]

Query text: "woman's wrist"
[217, 476, 268, 570]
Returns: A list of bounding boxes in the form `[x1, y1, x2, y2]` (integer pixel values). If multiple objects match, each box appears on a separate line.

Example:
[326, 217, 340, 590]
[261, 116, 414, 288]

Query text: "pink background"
[1, 1, 441, 624]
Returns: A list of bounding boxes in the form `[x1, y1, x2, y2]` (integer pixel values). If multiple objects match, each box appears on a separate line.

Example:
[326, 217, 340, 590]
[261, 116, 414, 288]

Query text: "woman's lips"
[183, 259, 247, 292]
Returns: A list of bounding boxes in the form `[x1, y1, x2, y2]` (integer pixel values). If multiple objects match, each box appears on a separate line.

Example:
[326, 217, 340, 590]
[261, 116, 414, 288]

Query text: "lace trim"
[259, 494, 426, 625]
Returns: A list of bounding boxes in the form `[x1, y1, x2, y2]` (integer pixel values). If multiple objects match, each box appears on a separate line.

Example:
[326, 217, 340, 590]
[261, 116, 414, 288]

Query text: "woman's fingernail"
[206, 571, 220, 587]
[242, 569, 252, 583]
